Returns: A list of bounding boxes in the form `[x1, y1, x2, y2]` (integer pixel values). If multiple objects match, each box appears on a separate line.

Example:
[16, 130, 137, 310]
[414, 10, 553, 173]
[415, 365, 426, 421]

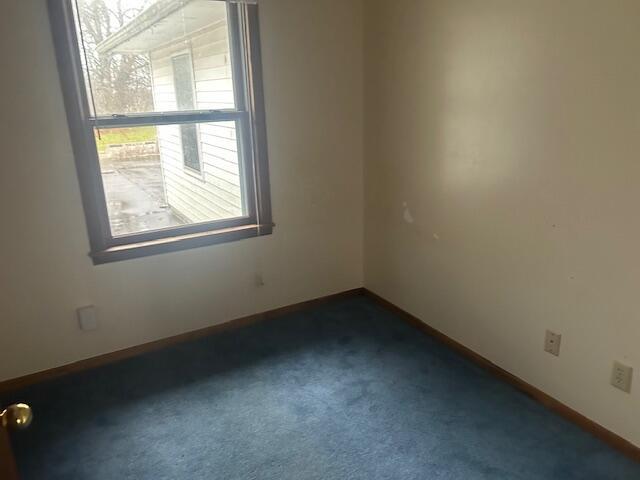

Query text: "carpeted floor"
[3, 296, 639, 479]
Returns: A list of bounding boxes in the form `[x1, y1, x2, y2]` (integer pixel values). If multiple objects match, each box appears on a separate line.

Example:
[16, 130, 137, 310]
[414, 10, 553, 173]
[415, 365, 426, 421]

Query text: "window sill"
[90, 223, 273, 265]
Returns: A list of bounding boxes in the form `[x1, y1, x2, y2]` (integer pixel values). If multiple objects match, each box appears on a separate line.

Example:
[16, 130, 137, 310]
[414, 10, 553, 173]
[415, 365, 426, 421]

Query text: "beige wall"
[0, 0, 363, 381]
[364, 0, 640, 446]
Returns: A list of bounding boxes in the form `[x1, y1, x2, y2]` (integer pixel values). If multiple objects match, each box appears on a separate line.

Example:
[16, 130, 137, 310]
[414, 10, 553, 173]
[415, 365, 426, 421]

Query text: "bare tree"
[77, 0, 155, 114]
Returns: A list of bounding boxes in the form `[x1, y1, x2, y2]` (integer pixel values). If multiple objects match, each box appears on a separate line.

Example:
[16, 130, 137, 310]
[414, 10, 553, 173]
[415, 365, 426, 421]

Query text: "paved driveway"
[101, 159, 185, 236]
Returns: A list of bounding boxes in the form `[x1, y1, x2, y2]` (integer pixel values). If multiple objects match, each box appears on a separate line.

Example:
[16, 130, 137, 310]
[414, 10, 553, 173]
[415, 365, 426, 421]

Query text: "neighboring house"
[98, 0, 243, 224]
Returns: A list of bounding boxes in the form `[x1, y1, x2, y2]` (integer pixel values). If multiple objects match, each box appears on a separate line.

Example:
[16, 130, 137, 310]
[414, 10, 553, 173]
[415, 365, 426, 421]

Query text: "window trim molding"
[92, 223, 273, 264]
[48, 0, 272, 264]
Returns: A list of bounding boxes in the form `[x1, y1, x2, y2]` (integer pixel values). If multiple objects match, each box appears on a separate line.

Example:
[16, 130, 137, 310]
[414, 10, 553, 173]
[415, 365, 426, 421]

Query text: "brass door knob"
[1, 404, 33, 430]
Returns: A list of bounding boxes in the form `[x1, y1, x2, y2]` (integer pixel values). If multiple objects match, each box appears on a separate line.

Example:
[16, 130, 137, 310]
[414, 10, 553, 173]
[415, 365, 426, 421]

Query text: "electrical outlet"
[254, 273, 265, 288]
[544, 330, 561, 356]
[611, 361, 633, 393]
[77, 305, 98, 331]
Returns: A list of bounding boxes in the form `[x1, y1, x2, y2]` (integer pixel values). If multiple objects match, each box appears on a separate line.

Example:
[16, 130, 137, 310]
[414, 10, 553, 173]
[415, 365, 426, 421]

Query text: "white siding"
[149, 24, 242, 223]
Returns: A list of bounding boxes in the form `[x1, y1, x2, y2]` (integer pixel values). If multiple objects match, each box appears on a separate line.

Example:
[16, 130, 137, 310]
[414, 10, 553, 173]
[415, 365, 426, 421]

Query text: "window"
[48, 0, 272, 264]
[171, 53, 202, 173]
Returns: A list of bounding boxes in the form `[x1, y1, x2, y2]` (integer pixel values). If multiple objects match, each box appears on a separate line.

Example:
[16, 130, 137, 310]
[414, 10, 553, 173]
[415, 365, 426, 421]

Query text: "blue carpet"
[3, 296, 639, 479]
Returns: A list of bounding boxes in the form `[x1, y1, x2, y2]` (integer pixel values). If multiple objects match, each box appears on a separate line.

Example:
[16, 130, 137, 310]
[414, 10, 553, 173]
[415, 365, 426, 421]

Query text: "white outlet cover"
[77, 305, 98, 331]
[611, 361, 633, 393]
[544, 330, 561, 356]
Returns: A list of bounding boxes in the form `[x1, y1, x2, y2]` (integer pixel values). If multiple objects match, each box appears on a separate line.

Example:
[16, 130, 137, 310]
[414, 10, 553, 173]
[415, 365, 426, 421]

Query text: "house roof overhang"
[96, 0, 227, 55]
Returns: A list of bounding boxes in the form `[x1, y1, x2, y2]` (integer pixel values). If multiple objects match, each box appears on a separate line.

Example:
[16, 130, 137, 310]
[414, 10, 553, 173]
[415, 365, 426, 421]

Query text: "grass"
[95, 126, 157, 153]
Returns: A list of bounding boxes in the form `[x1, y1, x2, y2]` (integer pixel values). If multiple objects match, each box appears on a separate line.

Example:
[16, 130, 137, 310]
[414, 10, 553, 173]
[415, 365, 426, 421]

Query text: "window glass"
[180, 123, 201, 172]
[95, 121, 244, 236]
[75, 0, 246, 237]
[171, 54, 202, 171]
[75, 0, 235, 116]
[172, 54, 196, 110]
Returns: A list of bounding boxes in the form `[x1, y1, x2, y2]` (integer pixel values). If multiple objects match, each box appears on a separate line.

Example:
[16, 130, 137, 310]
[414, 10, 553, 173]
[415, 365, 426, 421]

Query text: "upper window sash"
[75, 0, 249, 121]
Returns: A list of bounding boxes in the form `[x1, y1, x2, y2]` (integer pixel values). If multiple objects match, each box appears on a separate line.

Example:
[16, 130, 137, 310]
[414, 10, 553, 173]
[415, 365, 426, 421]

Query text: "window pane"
[95, 122, 245, 237]
[172, 54, 196, 110]
[180, 124, 201, 172]
[75, 0, 236, 116]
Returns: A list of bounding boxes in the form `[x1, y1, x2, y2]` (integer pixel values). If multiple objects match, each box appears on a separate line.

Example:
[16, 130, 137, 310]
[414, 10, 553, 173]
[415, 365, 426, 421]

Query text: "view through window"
[75, 0, 244, 237]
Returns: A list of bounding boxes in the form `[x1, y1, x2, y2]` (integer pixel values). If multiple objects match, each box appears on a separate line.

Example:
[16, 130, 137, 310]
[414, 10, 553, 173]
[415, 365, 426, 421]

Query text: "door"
[1, 404, 32, 480]
[1, 424, 18, 479]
